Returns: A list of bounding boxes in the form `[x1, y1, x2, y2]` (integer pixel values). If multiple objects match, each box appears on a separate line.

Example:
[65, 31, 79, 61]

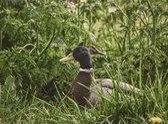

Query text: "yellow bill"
[59, 53, 73, 63]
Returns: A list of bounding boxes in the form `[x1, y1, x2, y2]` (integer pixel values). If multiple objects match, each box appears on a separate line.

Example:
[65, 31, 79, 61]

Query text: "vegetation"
[0, 0, 168, 123]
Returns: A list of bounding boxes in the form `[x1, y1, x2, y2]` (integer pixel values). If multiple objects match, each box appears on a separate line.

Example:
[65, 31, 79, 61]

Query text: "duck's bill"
[59, 53, 73, 63]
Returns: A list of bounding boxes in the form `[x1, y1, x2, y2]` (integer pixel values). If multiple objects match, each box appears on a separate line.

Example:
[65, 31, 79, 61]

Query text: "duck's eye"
[78, 49, 82, 52]
[77, 48, 84, 53]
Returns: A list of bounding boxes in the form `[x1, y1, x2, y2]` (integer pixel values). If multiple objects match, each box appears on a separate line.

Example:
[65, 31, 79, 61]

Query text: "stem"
[146, 0, 154, 15]
[139, 52, 142, 89]
[152, 15, 157, 46]
[0, 31, 2, 50]
[147, 0, 157, 45]
[38, 29, 56, 57]
[128, 15, 131, 50]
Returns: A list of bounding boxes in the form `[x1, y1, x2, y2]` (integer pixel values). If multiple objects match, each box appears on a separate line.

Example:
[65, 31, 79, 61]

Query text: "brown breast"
[71, 72, 92, 106]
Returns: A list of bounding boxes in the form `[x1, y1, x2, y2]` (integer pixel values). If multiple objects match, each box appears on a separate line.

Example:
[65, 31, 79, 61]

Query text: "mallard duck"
[60, 45, 142, 106]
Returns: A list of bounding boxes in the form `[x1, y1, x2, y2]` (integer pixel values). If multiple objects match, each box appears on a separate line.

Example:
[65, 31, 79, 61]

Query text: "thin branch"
[38, 29, 56, 57]
[0, 31, 2, 50]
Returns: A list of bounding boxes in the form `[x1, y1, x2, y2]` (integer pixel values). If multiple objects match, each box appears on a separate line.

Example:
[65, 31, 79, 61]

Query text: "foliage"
[0, 0, 168, 123]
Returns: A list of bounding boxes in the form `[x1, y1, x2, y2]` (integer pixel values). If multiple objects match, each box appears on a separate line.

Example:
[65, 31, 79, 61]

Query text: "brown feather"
[71, 72, 92, 106]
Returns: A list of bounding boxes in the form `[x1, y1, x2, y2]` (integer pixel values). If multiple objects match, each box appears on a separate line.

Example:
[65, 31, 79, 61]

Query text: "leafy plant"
[0, 0, 168, 123]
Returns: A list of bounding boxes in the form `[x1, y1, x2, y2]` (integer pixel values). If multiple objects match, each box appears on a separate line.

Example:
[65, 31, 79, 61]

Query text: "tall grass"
[0, 0, 168, 123]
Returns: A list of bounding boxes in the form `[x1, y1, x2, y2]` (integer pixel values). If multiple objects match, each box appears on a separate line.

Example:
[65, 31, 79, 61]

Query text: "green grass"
[0, 0, 168, 123]
[1, 70, 168, 123]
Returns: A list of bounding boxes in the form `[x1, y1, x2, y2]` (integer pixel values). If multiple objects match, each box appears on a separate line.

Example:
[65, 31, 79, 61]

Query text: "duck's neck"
[79, 60, 92, 69]
[76, 70, 93, 87]
[72, 68, 93, 106]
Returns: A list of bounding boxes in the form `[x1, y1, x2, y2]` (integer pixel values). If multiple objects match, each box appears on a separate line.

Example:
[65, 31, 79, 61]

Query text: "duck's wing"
[89, 83, 113, 106]
[94, 78, 143, 95]
[94, 79, 114, 89]
[88, 79, 142, 106]
[117, 81, 143, 95]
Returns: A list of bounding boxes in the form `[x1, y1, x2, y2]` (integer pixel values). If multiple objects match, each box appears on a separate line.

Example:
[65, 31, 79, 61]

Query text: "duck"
[60, 44, 142, 106]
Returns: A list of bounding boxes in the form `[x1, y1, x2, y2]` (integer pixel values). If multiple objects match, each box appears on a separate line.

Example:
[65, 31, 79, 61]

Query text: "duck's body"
[89, 79, 114, 106]
[71, 70, 112, 106]
[60, 45, 142, 106]
[71, 71, 92, 106]
[71, 71, 141, 106]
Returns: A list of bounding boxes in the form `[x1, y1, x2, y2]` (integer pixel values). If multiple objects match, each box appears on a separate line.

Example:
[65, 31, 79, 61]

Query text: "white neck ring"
[79, 68, 93, 73]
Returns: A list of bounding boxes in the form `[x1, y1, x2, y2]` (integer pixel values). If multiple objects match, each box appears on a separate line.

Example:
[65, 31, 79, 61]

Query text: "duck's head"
[73, 46, 92, 69]
[60, 44, 106, 69]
